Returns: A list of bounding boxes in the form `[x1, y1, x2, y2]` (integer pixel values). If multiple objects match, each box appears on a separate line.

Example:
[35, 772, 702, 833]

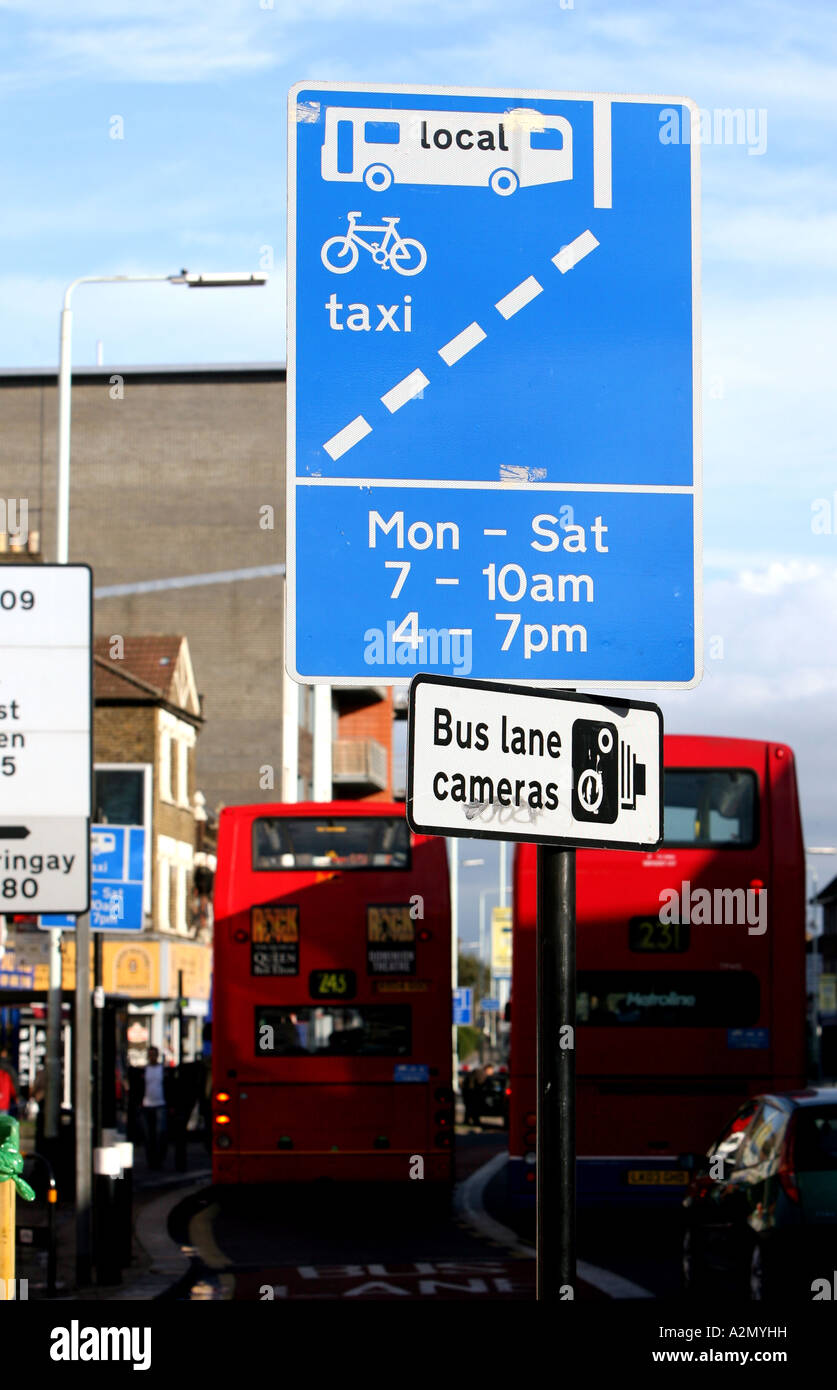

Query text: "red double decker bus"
[509, 736, 806, 1202]
[212, 802, 454, 1188]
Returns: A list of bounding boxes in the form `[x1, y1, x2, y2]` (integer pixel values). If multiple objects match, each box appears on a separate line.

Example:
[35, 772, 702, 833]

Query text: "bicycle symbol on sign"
[320, 211, 427, 276]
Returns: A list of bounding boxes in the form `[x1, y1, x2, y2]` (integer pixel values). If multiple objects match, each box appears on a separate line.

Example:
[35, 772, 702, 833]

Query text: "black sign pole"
[536, 842, 576, 1299]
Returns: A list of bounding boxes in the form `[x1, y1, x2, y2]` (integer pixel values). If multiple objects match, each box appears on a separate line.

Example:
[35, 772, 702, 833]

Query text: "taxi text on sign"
[287, 84, 701, 687]
[0, 565, 91, 913]
[406, 673, 663, 851]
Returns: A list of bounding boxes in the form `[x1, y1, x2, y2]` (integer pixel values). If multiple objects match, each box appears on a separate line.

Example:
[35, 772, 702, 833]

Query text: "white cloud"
[657, 561, 837, 845]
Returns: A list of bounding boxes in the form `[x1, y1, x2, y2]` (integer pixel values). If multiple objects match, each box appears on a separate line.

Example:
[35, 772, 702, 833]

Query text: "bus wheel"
[489, 167, 519, 196]
[364, 163, 393, 191]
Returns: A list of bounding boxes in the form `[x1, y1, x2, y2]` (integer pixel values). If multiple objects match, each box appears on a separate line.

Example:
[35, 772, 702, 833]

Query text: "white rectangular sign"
[0, 564, 92, 912]
[407, 673, 662, 850]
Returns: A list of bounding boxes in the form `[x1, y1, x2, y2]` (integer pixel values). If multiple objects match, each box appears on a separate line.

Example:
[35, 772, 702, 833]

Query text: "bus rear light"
[749, 879, 765, 893]
[525, 1112, 536, 1127]
[374, 1135, 390, 1149]
[418, 928, 432, 941]
[278, 1136, 293, 1149]
[217, 1135, 232, 1149]
[434, 1132, 452, 1148]
[233, 928, 249, 943]
[435, 1112, 451, 1127]
[214, 1091, 230, 1104]
[434, 1086, 453, 1103]
[525, 1169, 535, 1183]
[215, 1114, 231, 1126]
[524, 1130, 536, 1147]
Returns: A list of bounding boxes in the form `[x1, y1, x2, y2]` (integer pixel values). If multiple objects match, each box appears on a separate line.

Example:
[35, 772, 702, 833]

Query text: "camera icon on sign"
[571, 719, 647, 824]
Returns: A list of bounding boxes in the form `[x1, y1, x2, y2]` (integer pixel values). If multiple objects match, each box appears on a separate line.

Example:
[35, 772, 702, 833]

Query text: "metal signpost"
[407, 672, 664, 1295]
[0, 562, 92, 1279]
[287, 83, 700, 689]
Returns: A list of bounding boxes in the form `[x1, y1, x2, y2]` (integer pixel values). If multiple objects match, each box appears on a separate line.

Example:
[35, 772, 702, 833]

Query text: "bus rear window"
[663, 769, 757, 847]
[252, 816, 410, 870]
[578, 971, 760, 1027]
[255, 1005, 411, 1057]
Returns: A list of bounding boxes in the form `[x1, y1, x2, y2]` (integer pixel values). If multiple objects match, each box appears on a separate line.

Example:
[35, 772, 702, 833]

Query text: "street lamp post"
[54, 268, 267, 1286]
[479, 888, 500, 1059]
[450, 852, 484, 1088]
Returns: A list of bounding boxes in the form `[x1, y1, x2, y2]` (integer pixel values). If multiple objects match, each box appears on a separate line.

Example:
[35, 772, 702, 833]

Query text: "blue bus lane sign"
[41, 824, 146, 932]
[287, 84, 701, 687]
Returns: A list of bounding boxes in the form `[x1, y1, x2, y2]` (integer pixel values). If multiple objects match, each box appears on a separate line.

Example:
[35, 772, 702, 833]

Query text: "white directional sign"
[407, 673, 662, 850]
[288, 83, 700, 687]
[0, 565, 91, 911]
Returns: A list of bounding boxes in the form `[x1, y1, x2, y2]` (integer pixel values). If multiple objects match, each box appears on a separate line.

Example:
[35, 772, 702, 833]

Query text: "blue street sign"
[288, 84, 700, 688]
[453, 985, 473, 1026]
[41, 824, 146, 932]
[480, 997, 501, 1013]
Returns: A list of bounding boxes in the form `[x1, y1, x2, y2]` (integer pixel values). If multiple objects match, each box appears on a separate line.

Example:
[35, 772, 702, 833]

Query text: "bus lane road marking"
[239, 1258, 535, 1300]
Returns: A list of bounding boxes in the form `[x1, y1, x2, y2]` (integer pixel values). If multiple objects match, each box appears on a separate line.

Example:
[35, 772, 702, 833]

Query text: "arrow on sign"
[0, 826, 30, 839]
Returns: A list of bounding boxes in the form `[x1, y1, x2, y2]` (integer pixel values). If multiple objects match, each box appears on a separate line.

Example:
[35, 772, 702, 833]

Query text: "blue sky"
[3, 0, 837, 900]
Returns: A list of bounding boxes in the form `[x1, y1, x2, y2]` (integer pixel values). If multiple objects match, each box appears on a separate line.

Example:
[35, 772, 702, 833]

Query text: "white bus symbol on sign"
[320, 106, 573, 195]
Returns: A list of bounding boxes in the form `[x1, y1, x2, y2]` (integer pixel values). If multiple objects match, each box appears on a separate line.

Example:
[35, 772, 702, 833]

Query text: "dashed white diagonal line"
[438, 321, 486, 365]
[552, 230, 599, 273]
[319, 230, 598, 458]
[323, 415, 372, 461]
[495, 275, 543, 319]
[381, 369, 429, 414]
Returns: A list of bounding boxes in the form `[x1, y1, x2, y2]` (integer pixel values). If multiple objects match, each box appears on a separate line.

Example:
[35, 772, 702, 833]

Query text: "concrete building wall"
[1, 368, 286, 813]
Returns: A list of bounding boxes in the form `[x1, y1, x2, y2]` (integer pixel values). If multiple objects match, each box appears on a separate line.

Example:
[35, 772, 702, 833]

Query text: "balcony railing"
[332, 738, 388, 791]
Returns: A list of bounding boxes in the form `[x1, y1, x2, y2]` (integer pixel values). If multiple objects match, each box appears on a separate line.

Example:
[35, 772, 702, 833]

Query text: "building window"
[177, 739, 189, 807]
[159, 733, 173, 802]
[175, 865, 188, 933]
[94, 769, 145, 825]
[158, 860, 171, 930]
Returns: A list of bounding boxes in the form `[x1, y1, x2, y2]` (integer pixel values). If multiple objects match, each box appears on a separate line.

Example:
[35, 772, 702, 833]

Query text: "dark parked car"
[681, 1088, 837, 1300]
[480, 1071, 510, 1128]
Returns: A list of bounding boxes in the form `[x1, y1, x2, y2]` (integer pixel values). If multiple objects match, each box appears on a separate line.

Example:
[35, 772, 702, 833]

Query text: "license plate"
[627, 1169, 689, 1186]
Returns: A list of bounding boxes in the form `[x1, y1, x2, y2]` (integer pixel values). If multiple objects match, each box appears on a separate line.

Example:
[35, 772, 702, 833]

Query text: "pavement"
[14, 1135, 212, 1300]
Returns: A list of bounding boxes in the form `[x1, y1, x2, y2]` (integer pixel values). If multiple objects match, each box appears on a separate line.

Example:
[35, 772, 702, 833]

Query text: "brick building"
[0, 363, 395, 811]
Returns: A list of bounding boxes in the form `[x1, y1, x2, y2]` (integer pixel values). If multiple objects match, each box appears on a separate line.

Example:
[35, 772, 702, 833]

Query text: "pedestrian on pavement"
[462, 1064, 483, 1126]
[0, 1046, 18, 1116]
[141, 1047, 169, 1169]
